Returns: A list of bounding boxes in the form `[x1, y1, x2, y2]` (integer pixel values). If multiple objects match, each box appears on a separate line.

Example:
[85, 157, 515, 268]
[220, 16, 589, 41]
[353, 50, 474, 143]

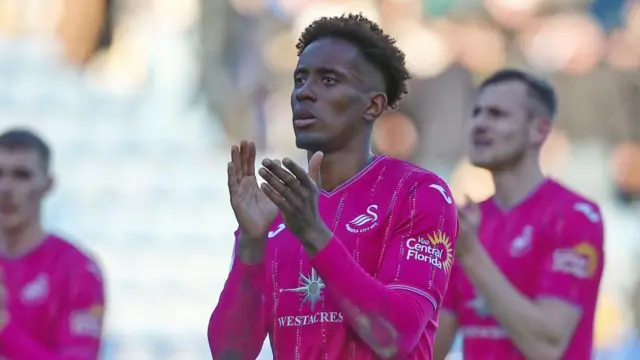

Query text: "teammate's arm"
[434, 267, 460, 360]
[310, 179, 458, 359]
[459, 202, 603, 360]
[0, 258, 105, 360]
[434, 312, 458, 360]
[208, 232, 268, 360]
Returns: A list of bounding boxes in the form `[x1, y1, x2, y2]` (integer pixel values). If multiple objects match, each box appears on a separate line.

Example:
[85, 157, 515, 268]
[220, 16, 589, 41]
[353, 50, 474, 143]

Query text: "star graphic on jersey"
[283, 268, 325, 311]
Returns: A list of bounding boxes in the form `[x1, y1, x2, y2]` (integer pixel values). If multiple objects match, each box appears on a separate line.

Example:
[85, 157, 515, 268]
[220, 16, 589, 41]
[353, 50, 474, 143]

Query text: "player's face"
[468, 81, 538, 171]
[0, 149, 51, 232]
[291, 38, 377, 152]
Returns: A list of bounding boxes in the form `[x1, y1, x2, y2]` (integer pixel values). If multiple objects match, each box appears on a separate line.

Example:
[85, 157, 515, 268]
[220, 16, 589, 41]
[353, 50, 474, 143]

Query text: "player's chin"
[469, 155, 499, 170]
[295, 133, 328, 152]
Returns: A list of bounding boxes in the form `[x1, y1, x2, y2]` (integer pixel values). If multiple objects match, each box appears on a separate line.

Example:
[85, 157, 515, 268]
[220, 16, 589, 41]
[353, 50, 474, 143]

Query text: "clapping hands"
[455, 196, 482, 260]
[258, 152, 332, 254]
[227, 142, 332, 257]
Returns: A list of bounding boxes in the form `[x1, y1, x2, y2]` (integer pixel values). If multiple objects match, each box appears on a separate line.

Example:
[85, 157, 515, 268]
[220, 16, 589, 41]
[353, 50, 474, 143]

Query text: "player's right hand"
[228, 140, 278, 248]
[456, 196, 482, 260]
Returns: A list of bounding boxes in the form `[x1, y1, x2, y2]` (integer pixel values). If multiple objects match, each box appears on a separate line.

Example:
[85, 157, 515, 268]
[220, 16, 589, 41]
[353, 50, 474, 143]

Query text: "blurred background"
[0, 0, 639, 358]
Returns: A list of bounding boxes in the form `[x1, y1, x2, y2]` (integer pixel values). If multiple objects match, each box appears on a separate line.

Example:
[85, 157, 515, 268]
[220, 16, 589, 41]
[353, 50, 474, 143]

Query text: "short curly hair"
[296, 13, 410, 109]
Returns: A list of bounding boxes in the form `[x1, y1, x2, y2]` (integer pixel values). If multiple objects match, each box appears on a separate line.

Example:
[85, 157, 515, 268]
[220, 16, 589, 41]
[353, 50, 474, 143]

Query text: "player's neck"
[491, 156, 545, 209]
[0, 221, 46, 257]
[309, 149, 373, 192]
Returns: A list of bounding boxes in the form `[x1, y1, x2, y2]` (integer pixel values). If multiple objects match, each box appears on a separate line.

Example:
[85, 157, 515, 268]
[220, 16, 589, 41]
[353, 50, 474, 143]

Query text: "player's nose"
[294, 81, 317, 103]
[471, 113, 492, 131]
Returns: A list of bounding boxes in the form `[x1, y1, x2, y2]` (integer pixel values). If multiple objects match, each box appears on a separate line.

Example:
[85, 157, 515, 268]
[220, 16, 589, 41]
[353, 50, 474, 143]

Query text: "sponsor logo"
[573, 202, 600, 223]
[429, 184, 453, 204]
[277, 312, 344, 327]
[405, 231, 453, 273]
[268, 223, 286, 238]
[278, 269, 344, 327]
[282, 268, 325, 311]
[509, 225, 533, 257]
[461, 325, 508, 339]
[21, 273, 49, 304]
[345, 205, 379, 233]
[552, 242, 598, 278]
[70, 304, 103, 337]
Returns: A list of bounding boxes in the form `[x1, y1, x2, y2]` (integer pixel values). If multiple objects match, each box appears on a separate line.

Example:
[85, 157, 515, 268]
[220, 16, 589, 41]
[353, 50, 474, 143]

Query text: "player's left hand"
[258, 152, 333, 254]
[456, 197, 482, 260]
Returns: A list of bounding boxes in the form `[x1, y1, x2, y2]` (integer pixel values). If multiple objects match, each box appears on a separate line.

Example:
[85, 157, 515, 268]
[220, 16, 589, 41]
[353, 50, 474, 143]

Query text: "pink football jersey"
[442, 179, 604, 360]
[0, 235, 105, 360]
[209, 155, 459, 359]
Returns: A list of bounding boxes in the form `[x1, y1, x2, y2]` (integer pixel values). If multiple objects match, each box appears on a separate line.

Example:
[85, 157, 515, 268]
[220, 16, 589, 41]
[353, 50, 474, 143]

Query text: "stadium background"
[0, 0, 639, 358]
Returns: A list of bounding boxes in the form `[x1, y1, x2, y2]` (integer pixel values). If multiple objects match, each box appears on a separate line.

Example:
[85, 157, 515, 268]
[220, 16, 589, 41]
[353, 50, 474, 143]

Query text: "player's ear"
[44, 175, 54, 195]
[363, 92, 387, 123]
[530, 117, 551, 146]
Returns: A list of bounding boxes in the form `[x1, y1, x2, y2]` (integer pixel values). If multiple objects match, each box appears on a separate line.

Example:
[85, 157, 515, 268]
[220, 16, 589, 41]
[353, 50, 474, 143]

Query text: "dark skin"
[256, 37, 402, 357]
[216, 37, 392, 359]
[289, 37, 387, 192]
[260, 37, 388, 254]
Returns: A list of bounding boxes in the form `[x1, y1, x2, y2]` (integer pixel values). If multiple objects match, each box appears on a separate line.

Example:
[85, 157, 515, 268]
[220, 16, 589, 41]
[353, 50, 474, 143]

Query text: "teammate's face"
[468, 81, 540, 171]
[0, 149, 51, 232]
[291, 38, 384, 152]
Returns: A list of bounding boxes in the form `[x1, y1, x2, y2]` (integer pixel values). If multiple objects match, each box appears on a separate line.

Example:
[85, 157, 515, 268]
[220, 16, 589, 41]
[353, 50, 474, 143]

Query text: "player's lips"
[293, 109, 318, 128]
[473, 138, 493, 147]
[294, 118, 317, 128]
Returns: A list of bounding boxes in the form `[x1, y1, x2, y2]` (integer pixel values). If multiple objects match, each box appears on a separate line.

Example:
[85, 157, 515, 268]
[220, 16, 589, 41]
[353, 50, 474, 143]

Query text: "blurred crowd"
[0, 0, 639, 358]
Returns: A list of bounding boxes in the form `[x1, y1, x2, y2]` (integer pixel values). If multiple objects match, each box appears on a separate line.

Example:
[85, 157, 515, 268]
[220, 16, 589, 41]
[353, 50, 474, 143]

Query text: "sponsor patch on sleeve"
[69, 304, 104, 338]
[404, 231, 454, 273]
[551, 242, 598, 279]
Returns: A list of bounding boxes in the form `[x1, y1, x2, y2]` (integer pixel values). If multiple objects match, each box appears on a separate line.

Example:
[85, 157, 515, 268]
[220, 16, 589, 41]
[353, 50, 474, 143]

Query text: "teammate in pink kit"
[208, 14, 458, 359]
[0, 129, 105, 360]
[434, 69, 604, 360]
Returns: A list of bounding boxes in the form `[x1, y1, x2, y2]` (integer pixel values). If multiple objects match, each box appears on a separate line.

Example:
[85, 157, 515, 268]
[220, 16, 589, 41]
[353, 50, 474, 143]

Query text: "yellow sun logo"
[573, 242, 598, 277]
[427, 231, 454, 273]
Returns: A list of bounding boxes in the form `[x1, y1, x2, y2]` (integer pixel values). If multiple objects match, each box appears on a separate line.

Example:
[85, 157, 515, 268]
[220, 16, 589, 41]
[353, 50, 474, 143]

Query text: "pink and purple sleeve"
[208, 230, 268, 360]
[535, 202, 604, 309]
[0, 257, 105, 360]
[310, 179, 458, 356]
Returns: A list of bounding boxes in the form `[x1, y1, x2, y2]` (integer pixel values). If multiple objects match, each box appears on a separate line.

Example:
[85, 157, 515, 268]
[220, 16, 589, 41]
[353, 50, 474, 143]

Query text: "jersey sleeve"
[0, 255, 105, 360]
[441, 263, 460, 313]
[208, 229, 268, 359]
[375, 179, 459, 312]
[310, 176, 458, 356]
[535, 201, 604, 309]
[56, 257, 105, 358]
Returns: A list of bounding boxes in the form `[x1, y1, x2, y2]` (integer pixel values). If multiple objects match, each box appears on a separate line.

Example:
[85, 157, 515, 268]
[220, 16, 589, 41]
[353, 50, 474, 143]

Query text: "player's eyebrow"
[473, 104, 511, 115]
[294, 66, 347, 78]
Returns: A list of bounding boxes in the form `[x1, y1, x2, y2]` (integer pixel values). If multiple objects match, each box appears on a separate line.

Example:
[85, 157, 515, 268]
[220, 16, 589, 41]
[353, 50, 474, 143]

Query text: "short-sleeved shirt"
[0, 235, 105, 359]
[442, 179, 604, 360]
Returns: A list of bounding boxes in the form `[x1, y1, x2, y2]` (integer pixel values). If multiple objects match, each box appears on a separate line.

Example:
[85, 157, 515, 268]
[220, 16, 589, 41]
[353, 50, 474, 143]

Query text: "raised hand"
[456, 196, 482, 259]
[258, 152, 332, 255]
[228, 141, 278, 261]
